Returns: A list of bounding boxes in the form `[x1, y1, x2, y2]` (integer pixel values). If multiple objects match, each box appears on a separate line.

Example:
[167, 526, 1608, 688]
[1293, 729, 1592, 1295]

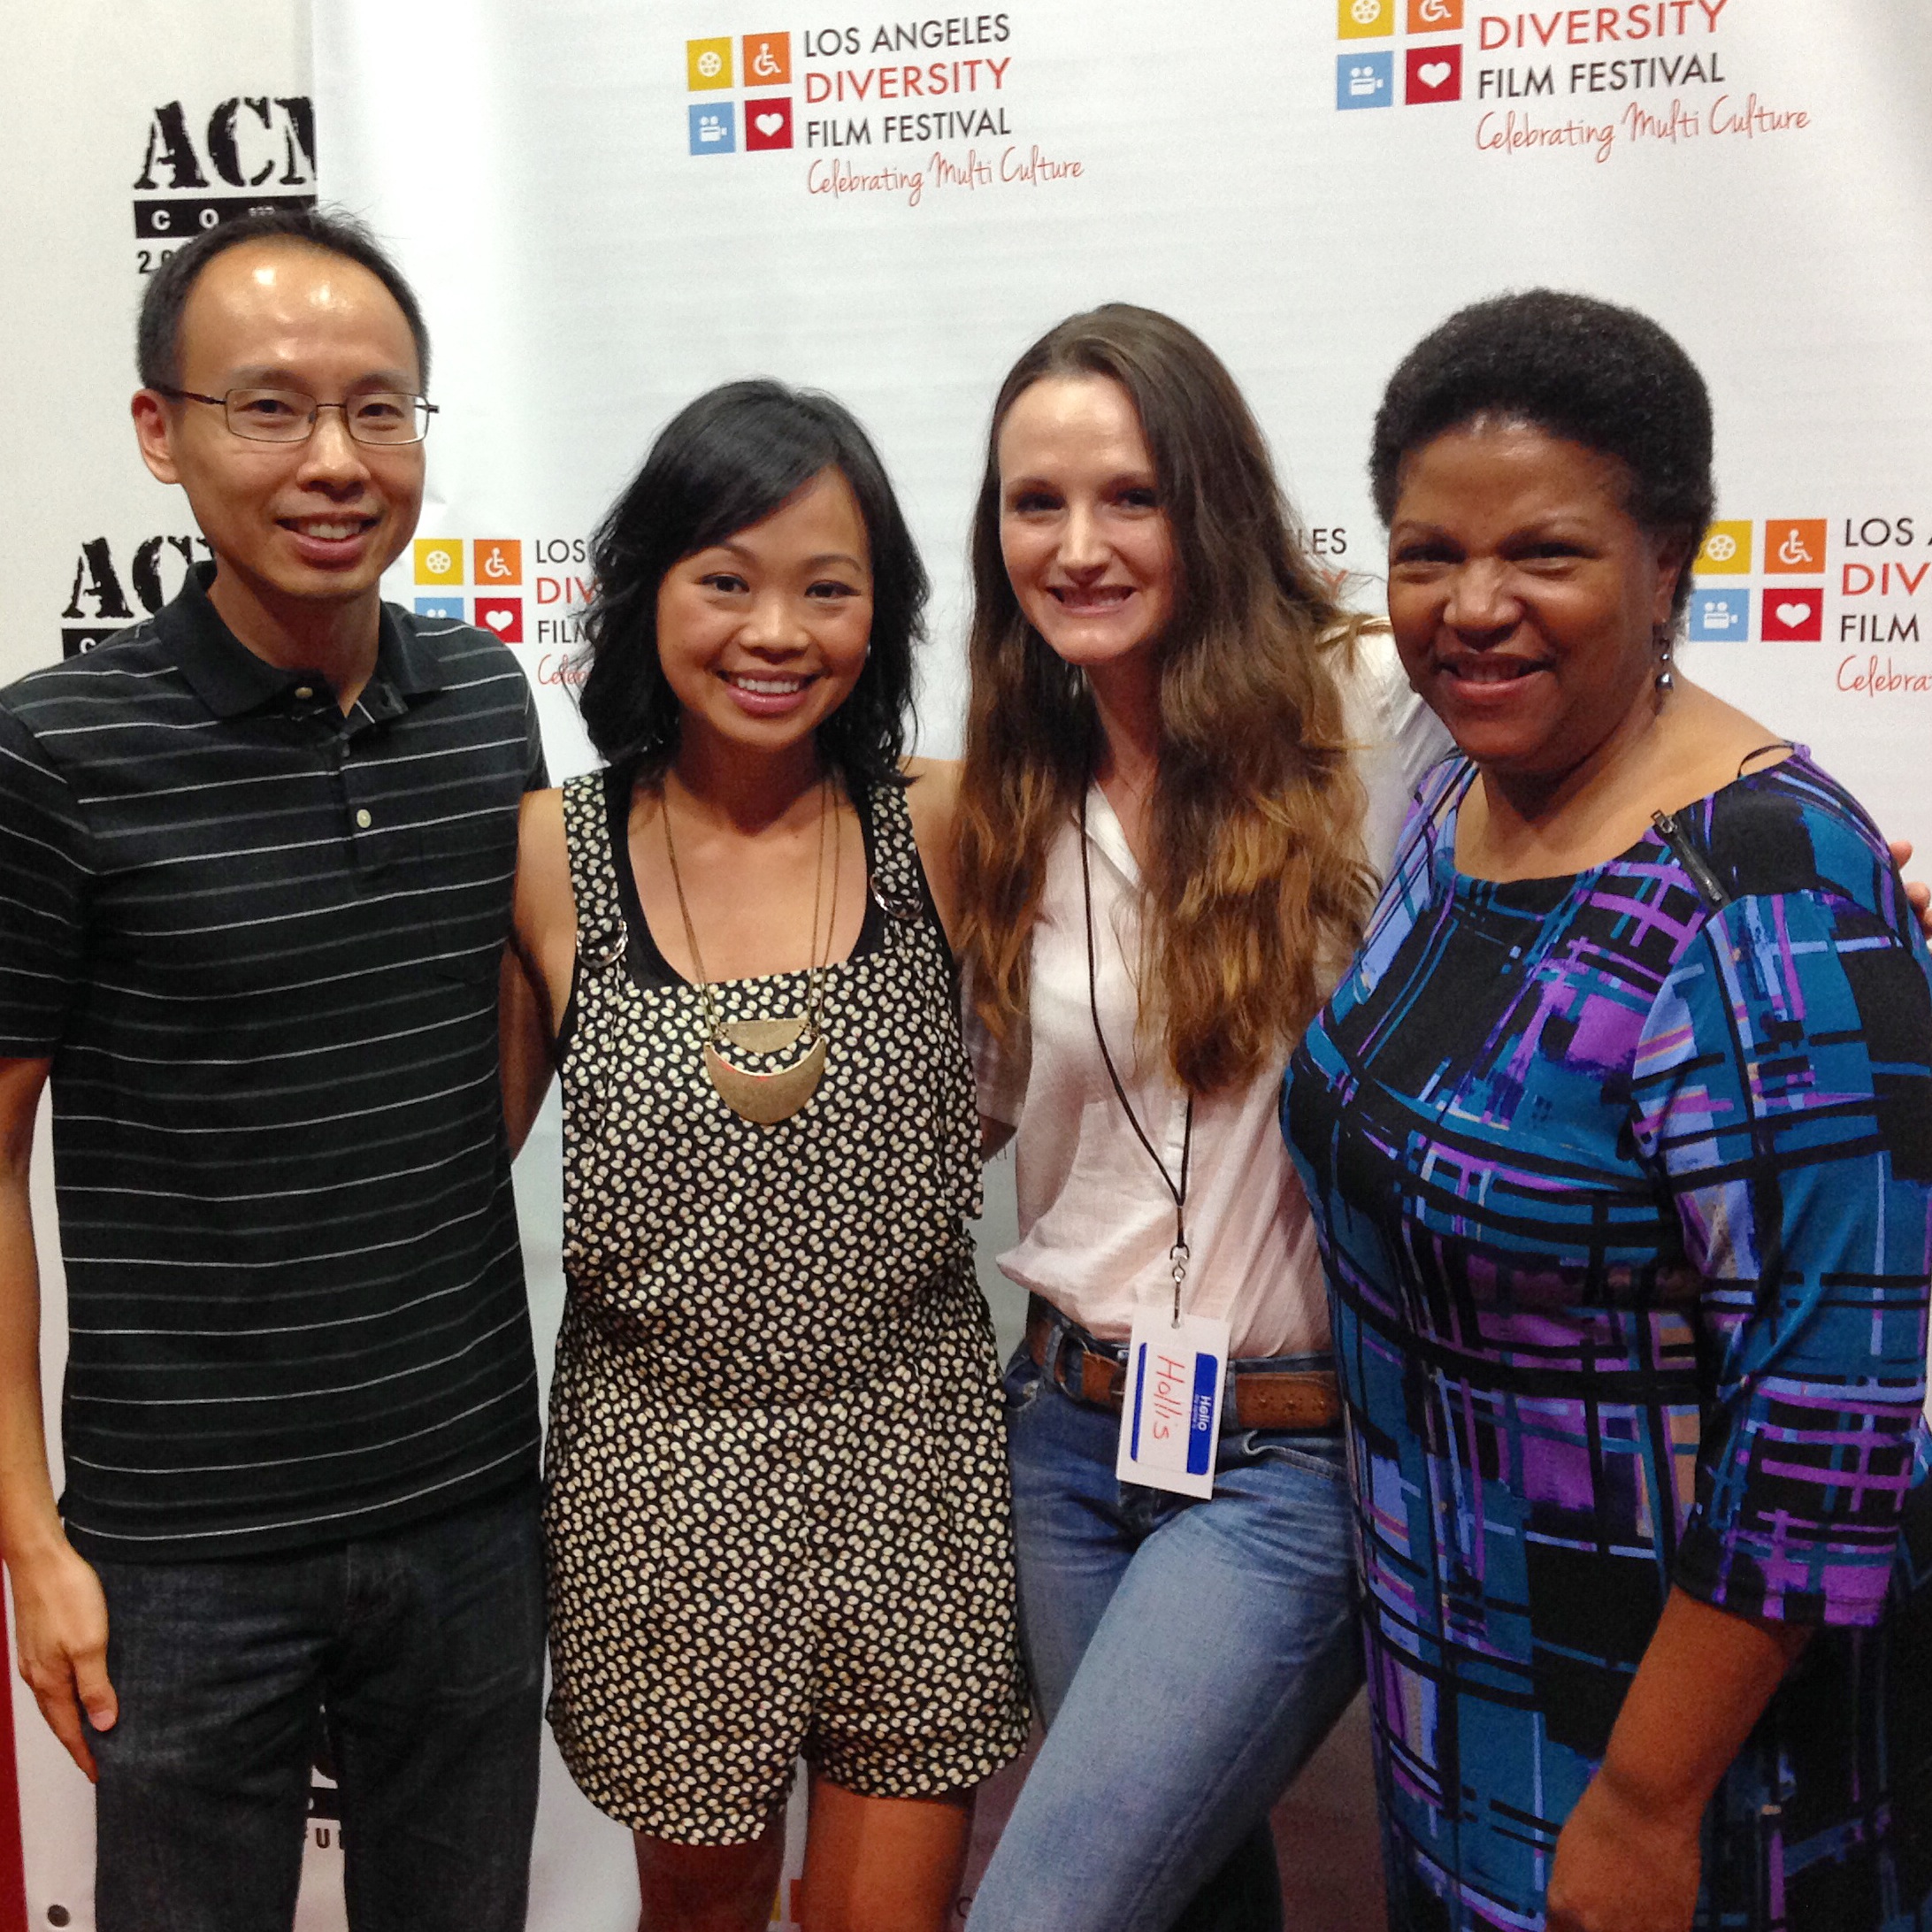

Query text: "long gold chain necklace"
[659, 775, 839, 1125]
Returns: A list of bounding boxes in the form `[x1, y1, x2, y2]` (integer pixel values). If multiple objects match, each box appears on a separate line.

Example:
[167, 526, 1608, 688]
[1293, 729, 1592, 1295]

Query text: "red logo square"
[1761, 587, 1822, 642]
[474, 596, 524, 643]
[744, 96, 794, 151]
[1406, 43, 1462, 104]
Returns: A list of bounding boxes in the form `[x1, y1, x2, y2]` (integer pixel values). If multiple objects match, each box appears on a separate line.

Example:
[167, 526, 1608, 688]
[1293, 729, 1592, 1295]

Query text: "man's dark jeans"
[86, 1481, 545, 1932]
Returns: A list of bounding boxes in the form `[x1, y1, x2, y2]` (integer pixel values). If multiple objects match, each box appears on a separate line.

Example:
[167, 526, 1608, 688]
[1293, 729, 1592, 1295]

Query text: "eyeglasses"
[154, 386, 438, 446]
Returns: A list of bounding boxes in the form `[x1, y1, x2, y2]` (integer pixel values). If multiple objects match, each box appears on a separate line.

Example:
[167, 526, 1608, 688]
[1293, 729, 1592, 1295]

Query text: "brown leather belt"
[1025, 1298, 1342, 1434]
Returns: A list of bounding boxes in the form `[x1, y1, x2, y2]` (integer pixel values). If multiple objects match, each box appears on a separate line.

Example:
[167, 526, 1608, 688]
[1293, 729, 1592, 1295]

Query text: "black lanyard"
[1079, 790, 1193, 1323]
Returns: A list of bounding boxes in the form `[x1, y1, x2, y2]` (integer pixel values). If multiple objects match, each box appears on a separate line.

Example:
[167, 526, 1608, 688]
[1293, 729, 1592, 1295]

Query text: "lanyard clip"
[1169, 1240, 1191, 1325]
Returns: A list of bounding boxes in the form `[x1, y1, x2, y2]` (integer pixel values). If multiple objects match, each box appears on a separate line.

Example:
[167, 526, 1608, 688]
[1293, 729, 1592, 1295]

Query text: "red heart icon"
[474, 596, 524, 643]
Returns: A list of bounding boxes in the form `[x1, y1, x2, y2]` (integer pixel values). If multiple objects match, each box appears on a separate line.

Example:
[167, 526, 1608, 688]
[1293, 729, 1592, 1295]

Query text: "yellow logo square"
[414, 538, 463, 586]
[686, 36, 733, 91]
[1694, 521, 1752, 576]
[1338, 0, 1394, 38]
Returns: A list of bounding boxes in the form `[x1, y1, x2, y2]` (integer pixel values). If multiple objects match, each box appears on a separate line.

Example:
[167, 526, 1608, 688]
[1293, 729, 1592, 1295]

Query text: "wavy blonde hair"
[956, 305, 1376, 1095]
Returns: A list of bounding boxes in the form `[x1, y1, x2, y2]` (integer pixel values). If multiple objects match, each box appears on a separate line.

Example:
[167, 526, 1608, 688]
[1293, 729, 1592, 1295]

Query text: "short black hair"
[577, 380, 925, 786]
[136, 205, 431, 391]
[1370, 290, 1714, 616]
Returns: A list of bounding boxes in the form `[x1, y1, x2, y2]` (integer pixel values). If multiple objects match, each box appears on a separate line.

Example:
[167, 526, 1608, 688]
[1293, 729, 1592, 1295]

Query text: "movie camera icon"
[1337, 51, 1393, 108]
[688, 102, 738, 154]
[1689, 588, 1751, 642]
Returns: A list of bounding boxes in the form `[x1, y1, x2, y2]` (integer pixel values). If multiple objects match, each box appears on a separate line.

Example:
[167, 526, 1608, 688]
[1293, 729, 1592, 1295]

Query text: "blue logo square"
[1689, 588, 1751, 642]
[415, 596, 464, 621]
[689, 102, 737, 154]
[1337, 51, 1393, 110]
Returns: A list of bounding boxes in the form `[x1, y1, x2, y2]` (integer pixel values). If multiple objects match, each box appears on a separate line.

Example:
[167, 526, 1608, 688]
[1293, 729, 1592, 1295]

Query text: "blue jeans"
[87, 1481, 546, 1932]
[967, 1345, 1361, 1932]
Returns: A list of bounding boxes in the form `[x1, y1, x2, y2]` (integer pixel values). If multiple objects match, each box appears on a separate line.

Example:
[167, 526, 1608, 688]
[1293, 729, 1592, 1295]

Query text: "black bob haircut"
[577, 380, 926, 787]
[1369, 289, 1715, 618]
[135, 205, 432, 391]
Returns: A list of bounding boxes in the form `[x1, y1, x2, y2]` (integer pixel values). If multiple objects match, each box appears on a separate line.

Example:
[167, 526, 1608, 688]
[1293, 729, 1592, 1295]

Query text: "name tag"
[1115, 1311, 1230, 1499]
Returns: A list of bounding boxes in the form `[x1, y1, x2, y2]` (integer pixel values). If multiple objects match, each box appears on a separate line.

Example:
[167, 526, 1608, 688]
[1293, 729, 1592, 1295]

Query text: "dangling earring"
[1654, 628, 1675, 694]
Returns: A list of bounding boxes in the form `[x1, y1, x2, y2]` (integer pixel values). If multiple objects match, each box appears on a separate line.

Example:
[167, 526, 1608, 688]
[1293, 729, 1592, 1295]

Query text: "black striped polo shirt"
[0, 566, 545, 1559]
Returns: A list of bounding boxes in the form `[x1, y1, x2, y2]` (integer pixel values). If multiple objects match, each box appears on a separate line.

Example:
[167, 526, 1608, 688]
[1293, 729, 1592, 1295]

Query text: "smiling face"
[654, 467, 874, 765]
[996, 373, 1177, 682]
[131, 241, 425, 637]
[1385, 420, 1684, 783]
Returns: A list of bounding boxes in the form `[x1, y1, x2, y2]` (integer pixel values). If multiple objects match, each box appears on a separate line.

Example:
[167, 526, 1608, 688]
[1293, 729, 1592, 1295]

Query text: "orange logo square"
[1763, 518, 1826, 575]
[1338, 0, 1394, 37]
[474, 540, 522, 586]
[1694, 521, 1752, 576]
[1407, 0, 1463, 28]
[413, 538, 462, 586]
[743, 32, 791, 85]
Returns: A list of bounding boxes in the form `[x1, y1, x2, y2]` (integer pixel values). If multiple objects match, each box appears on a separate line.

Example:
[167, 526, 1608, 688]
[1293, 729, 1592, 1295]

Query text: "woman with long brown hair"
[957, 305, 1445, 1931]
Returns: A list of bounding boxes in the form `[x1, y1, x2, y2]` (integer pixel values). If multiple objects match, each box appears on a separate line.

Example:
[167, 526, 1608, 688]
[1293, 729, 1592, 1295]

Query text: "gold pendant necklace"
[661, 775, 839, 1125]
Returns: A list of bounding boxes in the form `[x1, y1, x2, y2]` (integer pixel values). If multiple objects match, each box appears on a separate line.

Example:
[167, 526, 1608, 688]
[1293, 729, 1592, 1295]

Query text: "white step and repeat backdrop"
[5, 3, 1932, 1928]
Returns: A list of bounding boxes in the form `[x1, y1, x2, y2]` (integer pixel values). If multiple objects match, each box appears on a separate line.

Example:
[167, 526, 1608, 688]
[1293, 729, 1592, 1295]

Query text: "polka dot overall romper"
[544, 769, 1030, 1843]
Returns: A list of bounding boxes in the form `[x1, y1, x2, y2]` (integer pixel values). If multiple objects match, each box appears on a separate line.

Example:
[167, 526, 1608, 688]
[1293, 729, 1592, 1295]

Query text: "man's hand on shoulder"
[1888, 840, 1932, 939]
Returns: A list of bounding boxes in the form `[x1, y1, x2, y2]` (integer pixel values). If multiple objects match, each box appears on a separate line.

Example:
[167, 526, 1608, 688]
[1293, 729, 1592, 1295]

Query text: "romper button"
[355, 809, 372, 829]
[295, 685, 314, 701]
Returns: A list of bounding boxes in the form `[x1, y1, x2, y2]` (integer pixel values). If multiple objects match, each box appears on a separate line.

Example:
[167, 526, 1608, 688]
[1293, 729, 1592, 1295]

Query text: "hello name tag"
[1115, 1311, 1230, 1499]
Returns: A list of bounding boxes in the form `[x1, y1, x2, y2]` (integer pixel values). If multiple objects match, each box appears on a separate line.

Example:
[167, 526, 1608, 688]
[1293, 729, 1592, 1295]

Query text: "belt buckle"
[1075, 1333, 1123, 1410]
[1059, 1329, 1092, 1403]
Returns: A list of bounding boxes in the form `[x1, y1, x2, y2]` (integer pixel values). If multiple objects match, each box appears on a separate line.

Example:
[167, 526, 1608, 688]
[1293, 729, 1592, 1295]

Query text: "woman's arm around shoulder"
[502, 786, 576, 1155]
[901, 756, 1016, 1156]
[901, 755, 963, 947]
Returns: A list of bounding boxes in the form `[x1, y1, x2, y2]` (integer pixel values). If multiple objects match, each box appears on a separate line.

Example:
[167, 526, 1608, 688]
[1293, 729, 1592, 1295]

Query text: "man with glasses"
[0, 208, 546, 1932]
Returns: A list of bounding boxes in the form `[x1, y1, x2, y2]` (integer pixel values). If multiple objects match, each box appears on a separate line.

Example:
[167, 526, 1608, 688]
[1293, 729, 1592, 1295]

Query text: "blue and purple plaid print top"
[1284, 751, 1932, 1931]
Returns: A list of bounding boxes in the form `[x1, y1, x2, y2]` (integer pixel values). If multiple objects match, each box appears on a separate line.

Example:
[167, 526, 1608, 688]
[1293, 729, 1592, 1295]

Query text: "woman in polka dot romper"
[504, 381, 1029, 1930]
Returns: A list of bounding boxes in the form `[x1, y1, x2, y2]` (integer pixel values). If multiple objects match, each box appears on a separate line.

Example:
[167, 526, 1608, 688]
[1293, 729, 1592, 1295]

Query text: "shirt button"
[294, 685, 314, 701]
[356, 809, 373, 829]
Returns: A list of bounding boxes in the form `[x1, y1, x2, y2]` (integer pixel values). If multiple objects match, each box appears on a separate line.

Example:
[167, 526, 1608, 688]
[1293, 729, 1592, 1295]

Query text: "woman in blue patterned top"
[1281, 290, 1932, 1932]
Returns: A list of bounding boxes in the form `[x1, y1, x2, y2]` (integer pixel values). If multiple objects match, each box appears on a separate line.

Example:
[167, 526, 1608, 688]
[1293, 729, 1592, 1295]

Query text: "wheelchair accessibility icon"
[744, 33, 792, 86]
[1765, 519, 1827, 575]
[474, 540, 522, 586]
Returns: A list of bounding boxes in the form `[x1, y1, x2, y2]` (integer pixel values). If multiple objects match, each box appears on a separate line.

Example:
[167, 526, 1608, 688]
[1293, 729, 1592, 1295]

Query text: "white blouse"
[968, 632, 1449, 1358]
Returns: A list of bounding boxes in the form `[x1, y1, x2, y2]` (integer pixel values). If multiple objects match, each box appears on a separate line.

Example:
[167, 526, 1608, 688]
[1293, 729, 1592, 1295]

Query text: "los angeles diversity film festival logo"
[412, 535, 594, 686]
[1333, 3, 1810, 165]
[132, 95, 316, 274]
[1686, 511, 1932, 694]
[686, 29, 797, 153]
[681, 14, 1080, 209]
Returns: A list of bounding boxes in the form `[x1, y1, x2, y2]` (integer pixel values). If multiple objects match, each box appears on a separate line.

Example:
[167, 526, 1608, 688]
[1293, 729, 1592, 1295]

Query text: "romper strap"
[864, 779, 932, 933]
[562, 770, 630, 970]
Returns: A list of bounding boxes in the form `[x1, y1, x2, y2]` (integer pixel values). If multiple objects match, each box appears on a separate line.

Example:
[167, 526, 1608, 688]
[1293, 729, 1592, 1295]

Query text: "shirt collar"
[163, 563, 446, 718]
[1081, 780, 1141, 888]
